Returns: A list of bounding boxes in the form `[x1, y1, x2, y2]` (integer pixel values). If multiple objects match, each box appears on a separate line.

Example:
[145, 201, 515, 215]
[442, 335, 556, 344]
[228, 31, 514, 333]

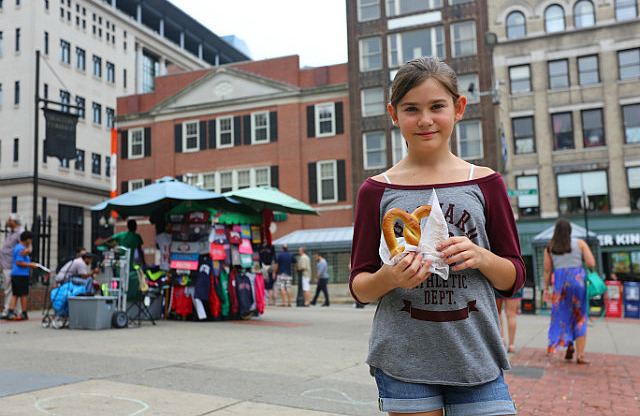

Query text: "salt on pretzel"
[382, 205, 432, 259]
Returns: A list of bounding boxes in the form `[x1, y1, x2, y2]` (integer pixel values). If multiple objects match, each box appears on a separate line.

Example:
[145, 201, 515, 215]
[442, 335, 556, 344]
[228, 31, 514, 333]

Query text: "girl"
[350, 56, 525, 416]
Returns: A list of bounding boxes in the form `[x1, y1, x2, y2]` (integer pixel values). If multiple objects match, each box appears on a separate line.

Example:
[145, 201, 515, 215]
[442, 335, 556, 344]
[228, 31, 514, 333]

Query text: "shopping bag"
[585, 269, 606, 299]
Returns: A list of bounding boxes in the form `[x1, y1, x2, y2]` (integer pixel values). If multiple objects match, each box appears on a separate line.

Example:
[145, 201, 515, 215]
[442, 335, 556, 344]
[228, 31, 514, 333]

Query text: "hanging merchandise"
[239, 238, 253, 254]
[241, 224, 252, 239]
[228, 268, 239, 316]
[230, 245, 241, 266]
[251, 225, 262, 244]
[209, 242, 226, 261]
[211, 224, 228, 244]
[218, 268, 230, 317]
[254, 273, 265, 315]
[236, 273, 254, 318]
[186, 210, 210, 223]
[228, 225, 242, 244]
[240, 253, 253, 268]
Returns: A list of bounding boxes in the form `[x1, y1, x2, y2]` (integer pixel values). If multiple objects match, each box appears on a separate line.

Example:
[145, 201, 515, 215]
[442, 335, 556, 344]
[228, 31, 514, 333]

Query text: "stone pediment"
[156, 68, 298, 112]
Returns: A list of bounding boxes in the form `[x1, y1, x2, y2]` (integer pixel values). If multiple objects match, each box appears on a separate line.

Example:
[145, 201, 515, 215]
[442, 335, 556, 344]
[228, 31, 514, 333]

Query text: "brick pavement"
[506, 347, 640, 415]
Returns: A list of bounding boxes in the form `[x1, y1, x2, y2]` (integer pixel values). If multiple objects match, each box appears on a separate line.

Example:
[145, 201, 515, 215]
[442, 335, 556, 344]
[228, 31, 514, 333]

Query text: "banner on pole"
[43, 108, 79, 160]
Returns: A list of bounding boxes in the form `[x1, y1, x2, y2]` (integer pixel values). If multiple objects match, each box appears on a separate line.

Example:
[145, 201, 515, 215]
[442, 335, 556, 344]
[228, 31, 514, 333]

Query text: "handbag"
[585, 269, 607, 299]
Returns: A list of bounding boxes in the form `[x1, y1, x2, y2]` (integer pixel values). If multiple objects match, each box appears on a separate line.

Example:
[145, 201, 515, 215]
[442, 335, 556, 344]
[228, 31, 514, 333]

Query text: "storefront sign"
[43, 108, 79, 160]
[597, 233, 640, 247]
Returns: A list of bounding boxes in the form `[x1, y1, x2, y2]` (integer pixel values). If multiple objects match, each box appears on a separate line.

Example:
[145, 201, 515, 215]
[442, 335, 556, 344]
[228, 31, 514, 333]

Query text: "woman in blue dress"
[543, 219, 596, 364]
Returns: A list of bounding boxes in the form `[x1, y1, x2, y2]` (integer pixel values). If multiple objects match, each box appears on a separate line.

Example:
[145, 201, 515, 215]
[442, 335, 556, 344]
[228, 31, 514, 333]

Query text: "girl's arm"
[578, 239, 596, 269]
[543, 248, 553, 288]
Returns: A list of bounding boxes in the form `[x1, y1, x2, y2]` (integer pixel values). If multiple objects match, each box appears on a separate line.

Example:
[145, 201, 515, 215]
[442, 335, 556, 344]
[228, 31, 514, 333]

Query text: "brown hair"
[389, 56, 460, 110]
[547, 218, 572, 255]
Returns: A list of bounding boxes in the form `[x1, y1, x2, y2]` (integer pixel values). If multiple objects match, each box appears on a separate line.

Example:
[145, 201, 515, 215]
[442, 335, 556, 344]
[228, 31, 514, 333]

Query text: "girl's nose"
[417, 111, 434, 127]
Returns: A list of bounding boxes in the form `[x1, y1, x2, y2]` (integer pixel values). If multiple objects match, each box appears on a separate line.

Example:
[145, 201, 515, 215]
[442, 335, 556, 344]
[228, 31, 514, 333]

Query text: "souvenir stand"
[162, 201, 266, 321]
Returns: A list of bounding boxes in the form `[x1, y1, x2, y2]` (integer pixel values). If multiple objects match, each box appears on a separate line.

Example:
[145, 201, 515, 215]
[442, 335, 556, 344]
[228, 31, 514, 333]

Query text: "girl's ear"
[387, 103, 398, 125]
[454, 95, 467, 121]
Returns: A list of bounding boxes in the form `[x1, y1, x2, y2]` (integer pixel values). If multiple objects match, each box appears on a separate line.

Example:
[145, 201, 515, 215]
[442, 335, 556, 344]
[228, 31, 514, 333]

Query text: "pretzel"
[383, 205, 432, 259]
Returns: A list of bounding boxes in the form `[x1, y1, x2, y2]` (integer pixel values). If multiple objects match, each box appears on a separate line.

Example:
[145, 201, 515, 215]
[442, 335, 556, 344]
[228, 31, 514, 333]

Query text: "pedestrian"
[311, 253, 330, 307]
[0, 213, 25, 319]
[6, 231, 40, 321]
[272, 244, 296, 307]
[543, 218, 596, 365]
[55, 252, 101, 295]
[259, 243, 276, 305]
[495, 289, 523, 353]
[349, 56, 525, 415]
[297, 247, 311, 306]
[104, 219, 145, 270]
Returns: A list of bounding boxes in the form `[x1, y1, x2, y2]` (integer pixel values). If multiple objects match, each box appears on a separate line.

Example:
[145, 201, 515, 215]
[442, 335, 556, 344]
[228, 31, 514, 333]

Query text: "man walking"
[311, 253, 330, 307]
[0, 214, 25, 319]
[272, 244, 296, 307]
[297, 247, 311, 306]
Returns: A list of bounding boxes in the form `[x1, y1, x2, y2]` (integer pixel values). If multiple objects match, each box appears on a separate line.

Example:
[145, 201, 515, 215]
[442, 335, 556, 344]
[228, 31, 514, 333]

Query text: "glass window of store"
[509, 65, 531, 93]
[506, 11, 526, 39]
[618, 48, 640, 80]
[628, 167, 640, 211]
[578, 55, 599, 85]
[574, 0, 595, 27]
[622, 103, 640, 143]
[548, 59, 569, 89]
[361, 88, 385, 116]
[363, 131, 386, 169]
[456, 120, 483, 160]
[451, 21, 476, 57]
[359, 37, 382, 71]
[581, 108, 605, 147]
[388, 27, 444, 68]
[516, 175, 539, 217]
[386, 0, 441, 16]
[552, 112, 574, 150]
[512, 116, 535, 154]
[358, 0, 379, 21]
[557, 170, 609, 214]
[544, 4, 565, 33]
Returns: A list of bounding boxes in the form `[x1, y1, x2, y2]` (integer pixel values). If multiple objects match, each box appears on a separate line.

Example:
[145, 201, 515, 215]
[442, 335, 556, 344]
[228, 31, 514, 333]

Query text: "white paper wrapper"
[379, 191, 450, 280]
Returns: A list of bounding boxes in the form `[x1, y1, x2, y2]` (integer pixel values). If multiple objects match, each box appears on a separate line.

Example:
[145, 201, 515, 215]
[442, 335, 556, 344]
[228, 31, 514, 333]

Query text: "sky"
[168, 0, 349, 68]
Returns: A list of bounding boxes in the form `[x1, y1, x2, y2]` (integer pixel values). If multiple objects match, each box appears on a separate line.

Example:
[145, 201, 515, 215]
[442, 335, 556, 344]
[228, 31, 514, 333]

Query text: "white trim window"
[255, 167, 270, 187]
[388, 27, 444, 68]
[359, 37, 382, 71]
[216, 116, 234, 148]
[182, 121, 199, 152]
[202, 173, 216, 190]
[457, 74, 479, 104]
[219, 171, 233, 193]
[129, 179, 145, 191]
[317, 160, 338, 204]
[237, 169, 251, 189]
[128, 128, 144, 159]
[315, 103, 336, 137]
[451, 21, 476, 57]
[456, 120, 483, 160]
[251, 111, 270, 144]
[392, 129, 408, 165]
[363, 131, 387, 169]
[386, 0, 442, 16]
[361, 88, 385, 116]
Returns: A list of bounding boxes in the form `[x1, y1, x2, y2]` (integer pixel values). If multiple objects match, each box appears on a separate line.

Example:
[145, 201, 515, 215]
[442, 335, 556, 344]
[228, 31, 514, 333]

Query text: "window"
[74, 149, 84, 172]
[106, 107, 114, 128]
[618, 48, 640, 80]
[14, 81, 19, 105]
[361, 88, 385, 116]
[251, 111, 270, 144]
[75, 47, 85, 69]
[216, 116, 234, 148]
[457, 74, 479, 104]
[75, 96, 85, 118]
[106, 61, 115, 83]
[512, 116, 535, 154]
[123, 69, 127, 89]
[622, 103, 640, 143]
[449, 0, 473, 3]
[15, 28, 20, 52]
[451, 21, 476, 57]
[128, 128, 144, 159]
[577, 55, 599, 85]
[615, 0, 637, 21]
[506, 11, 526, 39]
[60, 39, 70, 63]
[13, 138, 18, 162]
[0, 83, 2, 107]
[516, 175, 539, 217]
[43, 83, 48, 99]
[44, 31, 49, 54]
[582, 108, 605, 147]
[315, 103, 335, 137]
[358, 0, 379, 21]
[182, 121, 199, 152]
[59, 90, 70, 112]
[255, 167, 270, 187]
[142, 50, 159, 93]
[574, 0, 595, 28]
[129, 179, 145, 191]
[456, 120, 483, 160]
[92, 102, 101, 124]
[509, 65, 531, 93]
[386, 0, 441, 16]
[219, 171, 233, 193]
[552, 112, 574, 150]
[557, 171, 609, 213]
[548, 59, 569, 89]
[363, 131, 386, 169]
[0, 31, 3, 54]
[91, 153, 101, 175]
[544, 5, 565, 32]
[628, 167, 640, 210]
[92, 55, 101, 77]
[317, 160, 338, 203]
[359, 37, 382, 71]
[105, 155, 110, 177]
[237, 170, 251, 189]
[392, 129, 408, 164]
[388, 27, 444, 67]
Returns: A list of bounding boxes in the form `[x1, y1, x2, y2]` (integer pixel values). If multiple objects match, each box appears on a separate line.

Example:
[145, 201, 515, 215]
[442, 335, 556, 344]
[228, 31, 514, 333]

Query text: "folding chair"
[126, 265, 157, 326]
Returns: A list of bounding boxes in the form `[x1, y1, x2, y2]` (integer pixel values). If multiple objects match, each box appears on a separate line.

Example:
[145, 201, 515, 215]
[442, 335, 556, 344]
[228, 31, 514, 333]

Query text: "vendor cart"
[101, 246, 131, 328]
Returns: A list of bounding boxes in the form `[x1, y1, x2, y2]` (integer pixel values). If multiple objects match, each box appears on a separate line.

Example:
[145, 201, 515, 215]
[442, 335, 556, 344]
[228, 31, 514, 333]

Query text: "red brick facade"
[116, 56, 352, 249]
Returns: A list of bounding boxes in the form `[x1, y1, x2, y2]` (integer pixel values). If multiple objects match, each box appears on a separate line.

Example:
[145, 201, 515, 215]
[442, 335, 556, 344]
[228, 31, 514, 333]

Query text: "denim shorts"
[374, 368, 517, 415]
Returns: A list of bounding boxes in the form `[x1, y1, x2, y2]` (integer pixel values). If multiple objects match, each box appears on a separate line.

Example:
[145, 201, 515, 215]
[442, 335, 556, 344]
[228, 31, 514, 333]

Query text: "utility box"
[605, 281, 623, 318]
[623, 282, 640, 319]
[68, 296, 116, 329]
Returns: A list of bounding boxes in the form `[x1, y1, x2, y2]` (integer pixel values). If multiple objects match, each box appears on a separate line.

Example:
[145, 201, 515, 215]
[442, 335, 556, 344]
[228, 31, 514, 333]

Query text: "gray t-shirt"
[549, 238, 583, 269]
[0, 226, 24, 269]
[350, 174, 525, 386]
[317, 258, 329, 280]
[56, 258, 88, 282]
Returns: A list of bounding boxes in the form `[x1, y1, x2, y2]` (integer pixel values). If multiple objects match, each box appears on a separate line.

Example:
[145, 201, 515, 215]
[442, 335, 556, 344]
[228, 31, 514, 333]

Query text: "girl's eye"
[405, 107, 418, 112]
[432, 104, 444, 110]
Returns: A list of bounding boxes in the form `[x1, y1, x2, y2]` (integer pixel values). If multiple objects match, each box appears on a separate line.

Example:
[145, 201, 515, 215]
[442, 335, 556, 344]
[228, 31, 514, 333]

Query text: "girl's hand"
[380, 251, 432, 290]
[437, 236, 489, 272]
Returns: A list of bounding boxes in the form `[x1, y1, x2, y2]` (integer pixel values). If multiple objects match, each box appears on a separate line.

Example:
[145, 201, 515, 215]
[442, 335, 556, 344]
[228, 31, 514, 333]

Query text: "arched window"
[506, 11, 526, 39]
[544, 4, 565, 33]
[574, 0, 595, 28]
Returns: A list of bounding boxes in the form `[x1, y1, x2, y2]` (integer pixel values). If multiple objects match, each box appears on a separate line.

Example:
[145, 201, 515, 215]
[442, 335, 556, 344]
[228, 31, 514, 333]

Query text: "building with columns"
[0, 0, 248, 266]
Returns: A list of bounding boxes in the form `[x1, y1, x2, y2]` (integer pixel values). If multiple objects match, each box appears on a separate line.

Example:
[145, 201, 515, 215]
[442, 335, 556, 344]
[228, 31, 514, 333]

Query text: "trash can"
[68, 296, 117, 329]
[520, 286, 536, 314]
[605, 281, 623, 318]
[623, 281, 640, 319]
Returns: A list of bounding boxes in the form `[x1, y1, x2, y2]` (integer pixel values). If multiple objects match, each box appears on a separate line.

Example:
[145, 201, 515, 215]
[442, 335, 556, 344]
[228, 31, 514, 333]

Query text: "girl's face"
[388, 77, 466, 154]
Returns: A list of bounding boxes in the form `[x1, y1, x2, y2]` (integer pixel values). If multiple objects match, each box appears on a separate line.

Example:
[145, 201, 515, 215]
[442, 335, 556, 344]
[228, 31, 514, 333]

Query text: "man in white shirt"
[56, 253, 99, 294]
[297, 247, 311, 306]
[0, 213, 25, 319]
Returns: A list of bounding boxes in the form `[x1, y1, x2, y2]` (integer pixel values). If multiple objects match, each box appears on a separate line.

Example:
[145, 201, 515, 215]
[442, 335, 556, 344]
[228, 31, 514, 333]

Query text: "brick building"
[115, 55, 352, 254]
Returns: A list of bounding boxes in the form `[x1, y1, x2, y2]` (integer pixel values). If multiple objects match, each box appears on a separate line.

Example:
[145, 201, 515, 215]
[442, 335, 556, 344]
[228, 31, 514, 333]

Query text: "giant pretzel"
[383, 205, 432, 259]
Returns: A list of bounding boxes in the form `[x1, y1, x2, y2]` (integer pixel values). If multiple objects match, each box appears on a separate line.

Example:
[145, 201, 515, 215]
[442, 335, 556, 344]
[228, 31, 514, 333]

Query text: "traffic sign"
[508, 189, 538, 197]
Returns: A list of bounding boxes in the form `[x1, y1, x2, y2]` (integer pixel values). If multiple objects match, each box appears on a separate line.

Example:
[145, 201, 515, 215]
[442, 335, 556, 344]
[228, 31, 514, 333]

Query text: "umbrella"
[168, 200, 261, 225]
[91, 176, 240, 219]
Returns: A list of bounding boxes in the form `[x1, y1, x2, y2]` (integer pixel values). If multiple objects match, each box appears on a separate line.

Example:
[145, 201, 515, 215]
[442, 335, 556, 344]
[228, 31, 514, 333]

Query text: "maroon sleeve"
[349, 180, 385, 304]
[479, 174, 526, 298]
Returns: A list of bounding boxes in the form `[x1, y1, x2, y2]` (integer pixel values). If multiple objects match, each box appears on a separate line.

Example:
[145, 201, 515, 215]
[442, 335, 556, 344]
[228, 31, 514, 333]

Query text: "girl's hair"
[389, 56, 460, 109]
[547, 218, 572, 255]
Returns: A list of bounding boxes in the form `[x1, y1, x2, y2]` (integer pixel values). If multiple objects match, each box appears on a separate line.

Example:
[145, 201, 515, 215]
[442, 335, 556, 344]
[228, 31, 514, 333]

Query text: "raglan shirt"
[350, 173, 525, 386]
